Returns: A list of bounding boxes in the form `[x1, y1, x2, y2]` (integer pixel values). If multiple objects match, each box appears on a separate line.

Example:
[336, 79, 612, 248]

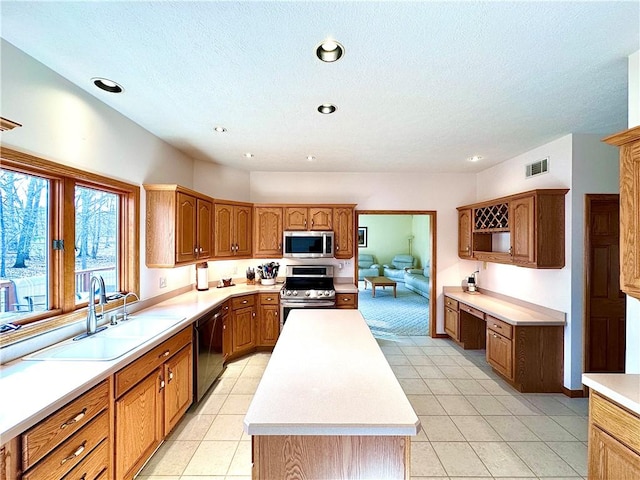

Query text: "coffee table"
[363, 276, 397, 298]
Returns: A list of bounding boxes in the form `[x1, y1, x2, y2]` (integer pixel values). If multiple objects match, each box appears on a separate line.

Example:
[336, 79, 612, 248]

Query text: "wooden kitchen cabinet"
[486, 316, 513, 380]
[215, 201, 252, 258]
[336, 293, 357, 309]
[444, 296, 459, 340]
[144, 184, 213, 267]
[1, 438, 19, 480]
[333, 207, 354, 259]
[284, 206, 332, 231]
[588, 391, 640, 479]
[457, 208, 473, 259]
[231, 294, 256, 355]
[258, 293, 280, 347]
[253, 206, 283, 257]
[603, 126, 640, 299]
[114, 328, 192, 480]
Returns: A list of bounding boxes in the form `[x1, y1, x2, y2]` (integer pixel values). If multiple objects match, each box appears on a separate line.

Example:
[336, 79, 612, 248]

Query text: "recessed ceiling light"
[306, 155, 316, 161]
[316, 39, 344, 62]
[91, 77, 123, 93]
[318, 103, 337, 114]
[467, 155, 483, 162]
[214, 126, 227, 133]
[244, 153, 254, 158]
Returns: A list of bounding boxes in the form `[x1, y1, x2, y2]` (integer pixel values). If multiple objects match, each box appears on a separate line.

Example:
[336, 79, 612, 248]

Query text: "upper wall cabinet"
[604, 126, 640, 299]
[333, 207, 354, 259]
[215, 201, 253, 258]
[144, 185, 213, 267]
[253, 206, 283, 257]
[284, 206, 333, 231]
[457, 189, 569, 269]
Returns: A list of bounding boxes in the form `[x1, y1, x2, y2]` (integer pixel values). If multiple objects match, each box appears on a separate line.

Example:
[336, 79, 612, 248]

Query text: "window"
[0, 147, 139, 341]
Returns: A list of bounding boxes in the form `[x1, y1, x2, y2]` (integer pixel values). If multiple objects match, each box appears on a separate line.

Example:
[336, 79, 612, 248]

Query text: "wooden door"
[234, 205, 252, 256]
[486, 331, 513, 380]
[196, 198, 212, 259]
[585, 195, 626, 373]
[214, 203, 234, 257]
[589, 426, 640, 479]
[164, 344, 193, 435]
[284, 207, 308, 230]
[232, 306, 255, 353]
[115, 371, 163, 480]
[457, 208, 473, 259]
[254, 207, 282, 257]
[334, 207, 353, 259]
[259, 304, 279, 346]
[309, 207, 333, 230]
[510, 195, 535, 265]
[176, 192, 196, 263]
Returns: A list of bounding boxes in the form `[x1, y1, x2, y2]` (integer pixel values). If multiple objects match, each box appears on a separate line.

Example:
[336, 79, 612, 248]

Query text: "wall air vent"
[526, 157, 549, 178]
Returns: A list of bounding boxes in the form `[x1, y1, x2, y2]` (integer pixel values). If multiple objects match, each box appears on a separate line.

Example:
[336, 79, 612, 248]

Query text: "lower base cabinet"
[336, 293, 357, 309]
[258, 294, 279, 347]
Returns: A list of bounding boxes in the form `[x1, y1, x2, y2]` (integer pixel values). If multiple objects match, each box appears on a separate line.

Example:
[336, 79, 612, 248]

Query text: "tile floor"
[137, 335, 589, 479]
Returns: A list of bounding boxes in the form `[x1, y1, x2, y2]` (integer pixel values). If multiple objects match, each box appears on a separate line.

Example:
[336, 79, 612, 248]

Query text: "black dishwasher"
[193, 305, 225, 402]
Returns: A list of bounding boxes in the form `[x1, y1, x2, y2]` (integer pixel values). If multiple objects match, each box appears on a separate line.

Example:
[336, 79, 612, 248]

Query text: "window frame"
[0, 147, 140, 346]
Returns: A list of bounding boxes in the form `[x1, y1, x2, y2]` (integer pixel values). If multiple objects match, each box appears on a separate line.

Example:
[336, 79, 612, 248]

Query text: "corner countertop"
[243, 309, 420, 436]
[0, 281, 357, 442]
[582, 373, 640, 416]
[443, 287, 565, 326]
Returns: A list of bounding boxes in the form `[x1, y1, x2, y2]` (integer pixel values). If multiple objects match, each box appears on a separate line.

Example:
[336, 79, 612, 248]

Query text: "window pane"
[0, 170, 49, 323]
[75, 186, 119, 303]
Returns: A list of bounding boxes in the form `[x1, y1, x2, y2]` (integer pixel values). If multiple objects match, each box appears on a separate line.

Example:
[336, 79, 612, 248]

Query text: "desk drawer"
[231, 295, 255, 310]
[336, 294, 357, 308]
[487, 315, 513, 340]
[444, 296, 459, 310]
[459, 303, 484, 320]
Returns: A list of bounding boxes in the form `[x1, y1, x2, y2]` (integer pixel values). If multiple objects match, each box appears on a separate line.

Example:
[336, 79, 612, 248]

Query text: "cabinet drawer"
[591, 392, 640, 454]
[336, 294, 356, 308]
[231, 295, 255, 310]
[23, 412, 109, 480]
[459, 302, 484, 320]
[259, 294, 279, 305]
[486, 315, 513, 340]
[22, 381, 109, 470]
[115, 327, 191, 398]
[61, 439, 108, 480]
[444, 296, 459, 310]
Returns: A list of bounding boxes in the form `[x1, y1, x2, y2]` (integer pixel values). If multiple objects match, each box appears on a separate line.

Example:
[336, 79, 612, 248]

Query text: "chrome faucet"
[86, 275, 107, 335]
[118, 292, 139, 322]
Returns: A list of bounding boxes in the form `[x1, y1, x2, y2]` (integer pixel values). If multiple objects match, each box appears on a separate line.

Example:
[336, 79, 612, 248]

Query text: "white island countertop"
[582, 373, 640, 415]
[244, 309, 420, 436]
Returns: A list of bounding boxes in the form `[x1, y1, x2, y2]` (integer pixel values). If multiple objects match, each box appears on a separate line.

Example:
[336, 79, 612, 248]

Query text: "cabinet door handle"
[168, 368, 174, 382]
[492, 333, 498, 338]
[509, 246, 513, 255]
[493, 324, 500, 329]
[242, 300, 248, 304]
[266, 297, 273, 301]
[60, 441, 86, 465]
[159, 350, 170, 358]
[61, 408, 86, 429]
[275, 312, 278, 316]
[159, 374, 165, 391]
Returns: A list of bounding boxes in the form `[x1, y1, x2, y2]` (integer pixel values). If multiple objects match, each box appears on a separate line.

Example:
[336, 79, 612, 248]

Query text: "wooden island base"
[252, 434, 410, 479]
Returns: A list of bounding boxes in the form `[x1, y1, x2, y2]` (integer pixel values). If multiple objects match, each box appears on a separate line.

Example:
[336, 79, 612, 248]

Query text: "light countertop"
[243, 309, 420, 436]
[582, 373, 640, 415]
[0, 281, 356, 442]
[443, 287, 565, 326]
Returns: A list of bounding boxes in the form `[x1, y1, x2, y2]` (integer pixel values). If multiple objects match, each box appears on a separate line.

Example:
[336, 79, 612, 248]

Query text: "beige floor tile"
[550, 415, 589, 441]
[509, 441, 579, 477]
[435, 395, 479, 415]
[450, 416, 501, 441]
[411, 422, 430, 442]
[399, 378, 432, 394]
[494, 394, 544, 415]
[210, 376, 238, 395]
[465, 395, 511, 415]
[450, 379, 489, 395]
[180, 477, 225, 480]
[519, 415, 578, 441]
[483, 415, 540, 441]
[168, 413, 215, 441]
[476, 378, 519, 395]
[438, 366, 473, 379]
[138, 440, 199, 476]
[136, 476, 181, 480]
[408, 354, 434, 366]
[227, 441, 252, 476]
[427, 355, 460, 366]
[408, 336, 439, 346]
[410, 442, 447, 476]
[402, 346, 428, 356]
[222, 363, 246, 378]
[451, 356, 477, 367]
[415, 365, 447, 379]
[523, 394, 581, 415]
[423, 378, 459, 395]
[195, 394, 228, 415]
[204, 414, 246, 441]
[421, 346, 451, 356]
[391, 364, 421, 378]
[219, 394, 254, 414]
[555, 396, 590, 416]
[246, 352, 271, 365]
[381, 345, 404, 355]
[241, 365, 267, 378]
[469, 441, 534, 477]
[224, 476, 252, 480]
[230, 376, 261, 395]
[420, 416, 465, 441]
[462, 366, 494, 380]
[183, 440, 239, 476]
[546, 441, 588, 476]
[406, 394, 447, 415]
[386, 354, 412, 366]
[431, 442, 490, 477]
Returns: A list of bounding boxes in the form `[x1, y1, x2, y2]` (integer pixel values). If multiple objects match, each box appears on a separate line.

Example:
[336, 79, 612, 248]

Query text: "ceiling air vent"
[526, 157, 549, 178]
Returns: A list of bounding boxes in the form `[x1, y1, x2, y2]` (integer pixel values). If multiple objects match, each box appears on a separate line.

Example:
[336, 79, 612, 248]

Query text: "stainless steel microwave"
[283, 231, 334, 258]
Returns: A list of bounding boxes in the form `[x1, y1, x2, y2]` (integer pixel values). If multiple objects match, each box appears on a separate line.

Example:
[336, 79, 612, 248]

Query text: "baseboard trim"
[434, 333, 449, 339]
[562, 386, 586, 398]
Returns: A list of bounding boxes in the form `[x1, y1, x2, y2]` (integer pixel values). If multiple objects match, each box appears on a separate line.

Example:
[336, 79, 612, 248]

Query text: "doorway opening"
[356, 210, 436, 338]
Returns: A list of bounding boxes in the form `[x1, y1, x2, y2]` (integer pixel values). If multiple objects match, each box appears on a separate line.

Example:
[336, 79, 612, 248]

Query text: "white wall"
[251, 172, 477, 333]
[626, 50, 640, 374]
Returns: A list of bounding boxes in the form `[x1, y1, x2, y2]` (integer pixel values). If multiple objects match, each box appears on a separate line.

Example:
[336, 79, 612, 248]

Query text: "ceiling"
[1, 1, 638, 173]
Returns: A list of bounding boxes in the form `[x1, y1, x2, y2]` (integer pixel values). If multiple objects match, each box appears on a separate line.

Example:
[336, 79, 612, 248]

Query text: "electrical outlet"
[159, 277, 167, 288]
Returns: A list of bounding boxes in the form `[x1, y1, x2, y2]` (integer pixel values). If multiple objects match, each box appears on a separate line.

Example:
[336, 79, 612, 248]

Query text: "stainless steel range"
[280, 265, 336, 328]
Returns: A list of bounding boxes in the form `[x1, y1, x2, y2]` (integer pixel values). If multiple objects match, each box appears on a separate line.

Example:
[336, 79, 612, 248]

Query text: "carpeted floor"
[358, 280, 429, 336]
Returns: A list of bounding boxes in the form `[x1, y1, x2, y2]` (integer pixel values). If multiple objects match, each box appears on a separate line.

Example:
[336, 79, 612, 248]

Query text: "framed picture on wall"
[358, 227, 368, 247]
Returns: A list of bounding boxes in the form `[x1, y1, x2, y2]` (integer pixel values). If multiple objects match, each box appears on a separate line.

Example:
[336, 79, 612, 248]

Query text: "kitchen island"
[243, 309, 420, 479]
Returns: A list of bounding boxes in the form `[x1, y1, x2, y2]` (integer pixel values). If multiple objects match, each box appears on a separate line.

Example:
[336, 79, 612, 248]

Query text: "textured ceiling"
[1, 1, 639, 173]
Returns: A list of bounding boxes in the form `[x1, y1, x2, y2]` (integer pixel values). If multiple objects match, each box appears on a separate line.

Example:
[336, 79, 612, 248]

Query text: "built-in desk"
[443, 287, 566, 393]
